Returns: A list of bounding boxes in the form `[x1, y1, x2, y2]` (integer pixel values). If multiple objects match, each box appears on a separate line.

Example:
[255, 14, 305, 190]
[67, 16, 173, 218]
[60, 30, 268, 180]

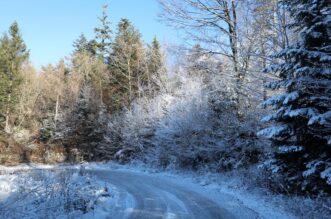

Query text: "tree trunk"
[127, 59, 132, 111]
[225, 0, 239, 76]
[225, 0, 242, 114]
[261, 46, 268, 103]
[54, 95, 59, 128]
[5, 104, 11, 133]
[5, 81, 13, 133]
[99, 79, 103, 105]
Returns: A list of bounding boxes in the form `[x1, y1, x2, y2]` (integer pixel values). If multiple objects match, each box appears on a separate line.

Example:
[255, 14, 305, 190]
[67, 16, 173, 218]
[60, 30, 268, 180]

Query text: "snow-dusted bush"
[153, 76, 217, 168]
[0, 168, 111, 218]
[109, 73, 265, 171]
[122, 94, 173, 152]
[107, 93, 173, 163]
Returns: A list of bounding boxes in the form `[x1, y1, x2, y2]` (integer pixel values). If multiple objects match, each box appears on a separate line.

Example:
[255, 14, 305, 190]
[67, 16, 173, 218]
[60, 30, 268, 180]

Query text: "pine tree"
[94, 4, 112, 63]
[258, 0, 331, 194]
[0, 22, 29, 132]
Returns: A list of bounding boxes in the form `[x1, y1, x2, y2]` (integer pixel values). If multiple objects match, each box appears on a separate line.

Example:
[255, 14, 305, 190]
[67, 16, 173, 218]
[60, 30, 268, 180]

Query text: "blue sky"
[0, 0, 179, 69]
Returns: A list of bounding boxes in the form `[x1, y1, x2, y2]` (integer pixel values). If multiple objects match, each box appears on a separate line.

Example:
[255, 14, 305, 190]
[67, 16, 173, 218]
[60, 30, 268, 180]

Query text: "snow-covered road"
[89, 169, 259, 219]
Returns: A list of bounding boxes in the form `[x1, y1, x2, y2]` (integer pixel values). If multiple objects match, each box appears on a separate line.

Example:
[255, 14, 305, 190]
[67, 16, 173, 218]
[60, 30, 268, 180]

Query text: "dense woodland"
[0, 0, 330, 196]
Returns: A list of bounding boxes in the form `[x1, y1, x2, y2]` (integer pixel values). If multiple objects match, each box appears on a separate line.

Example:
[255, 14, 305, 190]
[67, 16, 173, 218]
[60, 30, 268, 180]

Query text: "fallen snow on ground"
[0, 164, 115, 219]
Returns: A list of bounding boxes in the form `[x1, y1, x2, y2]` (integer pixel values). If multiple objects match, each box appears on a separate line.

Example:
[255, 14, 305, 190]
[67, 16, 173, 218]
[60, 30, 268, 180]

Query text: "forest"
[0, 0, 330, 218]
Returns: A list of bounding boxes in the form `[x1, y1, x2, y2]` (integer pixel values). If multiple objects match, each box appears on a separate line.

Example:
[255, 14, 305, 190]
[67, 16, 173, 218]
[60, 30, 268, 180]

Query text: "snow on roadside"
[0, 164, 115, 219]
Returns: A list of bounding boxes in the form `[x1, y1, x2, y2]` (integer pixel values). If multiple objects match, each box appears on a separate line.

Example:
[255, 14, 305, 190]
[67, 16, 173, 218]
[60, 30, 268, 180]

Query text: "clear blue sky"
[0, 0, 178, 69]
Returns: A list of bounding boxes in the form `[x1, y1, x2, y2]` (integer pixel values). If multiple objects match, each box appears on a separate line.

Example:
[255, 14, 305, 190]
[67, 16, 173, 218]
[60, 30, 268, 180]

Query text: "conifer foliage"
[258, 0, 331, 193]
[94, 4, 112, 62]
[109, 18, 146, 111]
[0, 22, 29, 132]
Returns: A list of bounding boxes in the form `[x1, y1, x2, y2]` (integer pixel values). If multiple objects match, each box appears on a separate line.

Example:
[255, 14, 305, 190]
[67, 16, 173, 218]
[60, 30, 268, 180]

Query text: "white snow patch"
[283, 91, 299, 104]
[321, 167, 331, 185]
[0, 165, 115, 219]
[278, 146, 303, 153]
[257, 125, 290, 139]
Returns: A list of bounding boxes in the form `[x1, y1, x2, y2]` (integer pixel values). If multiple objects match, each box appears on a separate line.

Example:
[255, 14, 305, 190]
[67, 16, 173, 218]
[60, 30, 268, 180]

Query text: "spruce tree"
[109, 18, 146, 111]
[63, 84, 110, 162]
[94, 4, 112, 63]
[73, 34, 98, 57]
[147, 37, 162, 75]
[0, 22, 29, 132]
[258, 0, 331, 194]
[146, 36, 165, 95]
[73, 33, 88, 54]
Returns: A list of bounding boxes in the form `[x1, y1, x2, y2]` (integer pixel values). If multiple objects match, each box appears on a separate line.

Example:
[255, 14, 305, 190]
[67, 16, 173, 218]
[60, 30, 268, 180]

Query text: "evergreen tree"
[63, 84, 110, 162]
[71, 50, 108, 106]
[185, 44, 222, 85]
[258, 0, 331, 194]
[147, 37, 162, 75]
[94, 4, 112, 62]
[186, 44, 209, 78]
[73, 33, 98, 57]
[86, 39, 98, 57]
[146, 37, 165, 95]
[0, 22, 29, 132]
[73, 33, 88, 54]
[109, 18, 146, 111]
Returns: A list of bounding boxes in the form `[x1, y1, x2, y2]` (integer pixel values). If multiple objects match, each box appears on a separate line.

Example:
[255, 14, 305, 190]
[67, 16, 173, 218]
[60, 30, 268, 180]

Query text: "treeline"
[0, 5, 166, 163]
[0, 0, 330, 196]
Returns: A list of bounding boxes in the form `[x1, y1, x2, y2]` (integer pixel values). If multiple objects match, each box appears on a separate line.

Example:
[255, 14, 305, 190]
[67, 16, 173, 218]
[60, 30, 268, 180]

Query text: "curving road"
[89, 169, 258, 219]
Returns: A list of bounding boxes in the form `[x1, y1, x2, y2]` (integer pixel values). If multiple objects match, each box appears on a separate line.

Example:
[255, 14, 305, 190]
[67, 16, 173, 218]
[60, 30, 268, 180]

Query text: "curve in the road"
[90, 170, 241, 219]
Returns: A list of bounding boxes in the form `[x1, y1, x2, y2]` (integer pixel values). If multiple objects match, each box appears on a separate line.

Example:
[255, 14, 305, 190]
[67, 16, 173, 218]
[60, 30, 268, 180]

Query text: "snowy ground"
[0, 162, 328, 219]
[0, 164, 114, 219]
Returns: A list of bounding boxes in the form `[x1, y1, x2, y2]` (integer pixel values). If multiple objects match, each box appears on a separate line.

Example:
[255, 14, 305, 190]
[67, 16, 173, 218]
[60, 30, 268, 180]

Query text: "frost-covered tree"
[184, 44, 225, 85]
[258, 0, 331, 193]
